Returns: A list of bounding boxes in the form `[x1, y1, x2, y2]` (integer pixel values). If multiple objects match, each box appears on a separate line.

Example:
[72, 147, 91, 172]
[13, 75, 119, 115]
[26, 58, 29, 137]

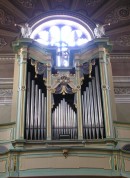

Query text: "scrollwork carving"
[18, 0, 33, 8]
[0, 37, 7, 49]
[0, 89, 13, 97]
[114, 87, 130, 95]
[85, 0, 101, 6]
[0, 9, 14, 25]
[116, 34, 130, 47]
[105, 6, 130, 24]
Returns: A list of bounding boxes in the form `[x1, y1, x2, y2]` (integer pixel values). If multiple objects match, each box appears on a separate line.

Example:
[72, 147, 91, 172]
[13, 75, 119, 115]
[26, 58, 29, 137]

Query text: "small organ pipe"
[25, 72, 46, 140]
[26, 72, 31, 139]
[52, 99, 77, 139]
[81, 65, 104, 139]
[95, 66, 104, 138]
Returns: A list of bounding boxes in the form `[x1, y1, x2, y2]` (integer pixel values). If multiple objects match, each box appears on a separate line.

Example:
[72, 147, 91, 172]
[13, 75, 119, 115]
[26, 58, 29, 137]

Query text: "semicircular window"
[31, 19, 93, 68]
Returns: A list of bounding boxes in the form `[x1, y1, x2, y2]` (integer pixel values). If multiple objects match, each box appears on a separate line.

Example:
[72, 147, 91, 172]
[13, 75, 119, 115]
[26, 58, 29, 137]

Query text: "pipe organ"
[12, 38, 114, 142]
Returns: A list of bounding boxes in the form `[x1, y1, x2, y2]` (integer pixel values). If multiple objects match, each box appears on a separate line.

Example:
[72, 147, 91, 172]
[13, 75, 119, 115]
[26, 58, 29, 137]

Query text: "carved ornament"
[0, 9, 14, 25]
[116, 34, 130, 47]
[85, 0, 101, 6]
[114, 87, 130, 95]
[51, 72, 77, 94]
[105, 6, 130, 24]
[18, 0, 33, 8]
[0, 37, 7, 49]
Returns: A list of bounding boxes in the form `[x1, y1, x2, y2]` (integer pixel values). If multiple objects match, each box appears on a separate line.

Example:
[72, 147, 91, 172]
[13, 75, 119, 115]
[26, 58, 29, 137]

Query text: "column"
[16, 46, 28, 140]
[99, 47, 113, 138]
[75, 60, 83, 140]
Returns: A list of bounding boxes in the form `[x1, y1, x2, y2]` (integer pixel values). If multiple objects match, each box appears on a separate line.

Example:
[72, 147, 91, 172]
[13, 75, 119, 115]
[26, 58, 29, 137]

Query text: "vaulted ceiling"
[0, 0, 130, 54]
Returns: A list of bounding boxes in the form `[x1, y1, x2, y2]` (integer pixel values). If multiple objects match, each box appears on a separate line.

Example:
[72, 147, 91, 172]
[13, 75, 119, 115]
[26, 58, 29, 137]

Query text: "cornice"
[0, 29, 18, 37]
[113, 76, 130, 83]
[0, 53, 15, 63]
[110, 53, 130, 62]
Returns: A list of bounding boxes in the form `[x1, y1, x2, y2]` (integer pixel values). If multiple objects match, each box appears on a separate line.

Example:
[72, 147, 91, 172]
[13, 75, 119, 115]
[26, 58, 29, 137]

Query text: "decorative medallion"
[116, 35, 130, 47]
[0, 38, 7, 49]
[0, 9, 14, 25]
[18, 0, 33, 8]
[105, 6, 130, 24]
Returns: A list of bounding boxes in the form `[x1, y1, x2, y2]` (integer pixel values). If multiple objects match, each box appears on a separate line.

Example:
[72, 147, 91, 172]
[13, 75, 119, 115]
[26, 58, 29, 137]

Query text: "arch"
[30, 14, 94, 47]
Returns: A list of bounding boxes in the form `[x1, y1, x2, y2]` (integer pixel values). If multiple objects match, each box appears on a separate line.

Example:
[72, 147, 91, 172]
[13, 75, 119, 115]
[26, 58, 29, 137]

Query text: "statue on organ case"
[14, 23, 32, 38]
[94, 23, 110, 38]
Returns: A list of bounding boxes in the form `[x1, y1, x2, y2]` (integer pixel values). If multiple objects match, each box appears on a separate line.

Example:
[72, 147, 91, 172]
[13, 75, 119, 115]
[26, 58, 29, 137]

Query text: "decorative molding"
[0, 78, 13, 85]
[113, 76, 130, 103]
[113, 76, 130, 83]
[0, 38, 7, 49]
[114, 87, 130, 95]
[0, 29, 18, 37]
[0, 89, 13, 97]
[115, 34, 130, 47]
[0, 53, 15, 63]
[0, 0, 28, 21]
[115, 95, 130, 104]
[0, 8, 14, 25]
[105, 6, 130, 24]
[110, 53, 130, 63]
[0, 89, 13, 105]
[18, 0, 33, 8]
[85, 0, 101, 6]
[0, 78, 13, 105]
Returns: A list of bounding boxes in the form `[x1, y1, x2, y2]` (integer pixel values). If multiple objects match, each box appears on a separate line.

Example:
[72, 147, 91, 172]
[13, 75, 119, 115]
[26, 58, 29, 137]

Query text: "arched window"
[31, 18, 93, 68]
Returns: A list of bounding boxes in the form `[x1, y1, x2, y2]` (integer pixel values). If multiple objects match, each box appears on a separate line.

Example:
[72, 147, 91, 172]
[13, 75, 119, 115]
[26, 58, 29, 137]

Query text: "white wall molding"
[0, 53, 15, 63]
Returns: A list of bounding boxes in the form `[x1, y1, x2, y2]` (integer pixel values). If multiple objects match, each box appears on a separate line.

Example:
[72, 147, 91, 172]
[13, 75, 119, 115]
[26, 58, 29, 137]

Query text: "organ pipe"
[25, 72, 47, 140]
[81, 64, 104, 139]
[52, 98, 77, 139]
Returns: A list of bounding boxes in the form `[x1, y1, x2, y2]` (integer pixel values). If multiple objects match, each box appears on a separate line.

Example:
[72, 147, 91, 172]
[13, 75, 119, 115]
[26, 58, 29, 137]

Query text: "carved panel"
[85, 0, 101, 6]
[0, 89, 13, 97]
[18, 0, 33, 8]
[114, 87, 130, 95]
[0, 37, 7, 49]
[105, 6, 130, 24]
[115, 34, 130, 47]
[0, 8, 14, 25]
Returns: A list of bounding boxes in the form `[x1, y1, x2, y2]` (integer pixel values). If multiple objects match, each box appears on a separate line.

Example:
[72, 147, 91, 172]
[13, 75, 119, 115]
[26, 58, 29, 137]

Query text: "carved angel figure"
[14, 23, 32, 38]
[94, 23, 110, 38]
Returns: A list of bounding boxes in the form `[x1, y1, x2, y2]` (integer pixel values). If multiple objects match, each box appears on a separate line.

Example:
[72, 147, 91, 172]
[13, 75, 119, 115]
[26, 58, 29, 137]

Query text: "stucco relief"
[18, 0, 33, 8]
[116, 34, 130, 47]
[85, 0, 101, 6]
[0, 89, 13, 97]
[114, 87, 130, 95]
[105, 6, 130, 24]
[0, 9, 14, 25]
[0, 38, 7, 49]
